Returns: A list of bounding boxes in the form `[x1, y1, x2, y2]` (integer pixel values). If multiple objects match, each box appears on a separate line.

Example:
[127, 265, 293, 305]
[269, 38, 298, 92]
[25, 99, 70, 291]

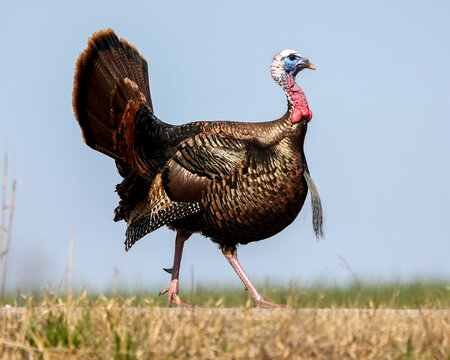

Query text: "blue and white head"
[271, 49, 315, 87]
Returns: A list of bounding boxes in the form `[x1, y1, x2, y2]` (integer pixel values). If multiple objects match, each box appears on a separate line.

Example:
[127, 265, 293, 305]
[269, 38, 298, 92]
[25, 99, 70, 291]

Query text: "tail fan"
[72, 28, 153, 162]
[73, 29, 158, 222]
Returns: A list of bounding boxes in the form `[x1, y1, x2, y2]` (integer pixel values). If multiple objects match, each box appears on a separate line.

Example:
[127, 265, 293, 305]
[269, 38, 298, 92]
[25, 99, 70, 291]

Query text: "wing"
[124, 131, 249, 250]
[162, 133, 248, 203]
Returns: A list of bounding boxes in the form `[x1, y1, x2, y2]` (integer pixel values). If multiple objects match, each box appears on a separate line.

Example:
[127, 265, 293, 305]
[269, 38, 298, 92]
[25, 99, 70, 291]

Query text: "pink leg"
[159, 231, 194, 307]
[222, 247, 284, 308]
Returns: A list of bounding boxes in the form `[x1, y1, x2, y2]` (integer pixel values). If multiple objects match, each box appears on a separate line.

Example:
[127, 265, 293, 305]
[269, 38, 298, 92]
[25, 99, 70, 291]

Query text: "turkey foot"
[159, 230, 195, 307]
[254, 299, 286, 308]
[222, 247, 285, 308]
[159, 279, 194, 308]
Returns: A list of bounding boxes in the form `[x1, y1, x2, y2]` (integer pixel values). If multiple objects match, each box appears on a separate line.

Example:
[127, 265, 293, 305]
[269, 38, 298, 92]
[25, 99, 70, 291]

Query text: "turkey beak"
[298, 58, 316, 71]
[302, 58, 316, 70]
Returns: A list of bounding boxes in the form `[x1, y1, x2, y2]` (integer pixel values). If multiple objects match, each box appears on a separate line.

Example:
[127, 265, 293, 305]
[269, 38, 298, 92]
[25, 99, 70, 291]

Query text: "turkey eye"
[289, 54, 296, 61]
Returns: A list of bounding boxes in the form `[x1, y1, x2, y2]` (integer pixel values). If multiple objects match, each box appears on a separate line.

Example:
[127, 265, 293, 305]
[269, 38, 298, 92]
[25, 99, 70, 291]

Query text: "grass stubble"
[0, 283, 448, 360]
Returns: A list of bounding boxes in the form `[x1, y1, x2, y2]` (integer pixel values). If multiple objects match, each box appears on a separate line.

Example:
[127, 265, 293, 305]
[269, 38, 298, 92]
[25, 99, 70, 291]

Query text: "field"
[0, 282, 449, 359]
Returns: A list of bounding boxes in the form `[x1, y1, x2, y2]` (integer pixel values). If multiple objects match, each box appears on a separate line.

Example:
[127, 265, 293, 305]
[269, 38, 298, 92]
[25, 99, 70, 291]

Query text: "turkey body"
[73, 29, 322, 307]
[120, 106, 310, 249]
[170, 117, 309, 247]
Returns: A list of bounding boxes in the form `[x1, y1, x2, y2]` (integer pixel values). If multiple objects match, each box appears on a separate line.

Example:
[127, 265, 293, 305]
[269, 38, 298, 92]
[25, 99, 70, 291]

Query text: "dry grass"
[0, 289, 449, 360]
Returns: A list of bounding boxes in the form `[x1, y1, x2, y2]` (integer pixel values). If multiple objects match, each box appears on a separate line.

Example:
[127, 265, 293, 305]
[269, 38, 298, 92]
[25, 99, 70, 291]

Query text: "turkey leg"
[222, 247, 284, 308]
[159, 230, 194, 307]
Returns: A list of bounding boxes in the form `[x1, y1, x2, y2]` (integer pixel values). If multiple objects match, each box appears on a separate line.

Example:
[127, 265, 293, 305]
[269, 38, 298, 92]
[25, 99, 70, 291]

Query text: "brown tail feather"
[72, 28, 153, 162]
[73, 29, 159, 222]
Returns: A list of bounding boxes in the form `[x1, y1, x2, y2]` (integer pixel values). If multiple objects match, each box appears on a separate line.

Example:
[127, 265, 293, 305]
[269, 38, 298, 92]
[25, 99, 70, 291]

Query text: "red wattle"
[291, 108, 302, 123]
[285, 79, 312, 124]
[290, 108, 312, 124]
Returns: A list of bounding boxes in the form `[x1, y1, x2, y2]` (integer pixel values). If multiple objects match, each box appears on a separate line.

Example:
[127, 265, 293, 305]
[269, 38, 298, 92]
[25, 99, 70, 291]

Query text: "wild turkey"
[73, 29, 323, 307]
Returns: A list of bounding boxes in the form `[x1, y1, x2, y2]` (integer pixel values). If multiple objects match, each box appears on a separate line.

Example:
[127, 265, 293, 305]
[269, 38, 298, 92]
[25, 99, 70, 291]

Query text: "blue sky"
[1, 0, 449, 292]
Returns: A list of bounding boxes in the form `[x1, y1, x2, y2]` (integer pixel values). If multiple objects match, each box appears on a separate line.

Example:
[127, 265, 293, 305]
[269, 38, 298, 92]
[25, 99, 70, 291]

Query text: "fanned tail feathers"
[72, 29, 157, 224]
[72, 28, 152, 162]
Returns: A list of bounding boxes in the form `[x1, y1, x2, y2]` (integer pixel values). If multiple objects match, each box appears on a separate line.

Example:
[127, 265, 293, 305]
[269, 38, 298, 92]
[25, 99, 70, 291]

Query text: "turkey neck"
[267, 74, 310, 148]
[285, 78, 308, 109]
[272, 75, 310, 159]
[283, 75, 311, 124]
